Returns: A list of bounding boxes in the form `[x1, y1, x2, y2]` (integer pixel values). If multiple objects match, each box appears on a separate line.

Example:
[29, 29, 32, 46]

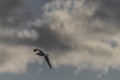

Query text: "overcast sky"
[0, 0, 120, 80]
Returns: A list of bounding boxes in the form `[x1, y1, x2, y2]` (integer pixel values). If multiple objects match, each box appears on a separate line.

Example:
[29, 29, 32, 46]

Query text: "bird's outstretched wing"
[44, 56, 52, 69]
[33, 49, 39, 52]
[33, 49, 43, 53]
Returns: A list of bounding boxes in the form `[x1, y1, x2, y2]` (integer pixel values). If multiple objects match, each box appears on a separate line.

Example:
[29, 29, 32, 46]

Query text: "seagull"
[33, 49, 52, 69]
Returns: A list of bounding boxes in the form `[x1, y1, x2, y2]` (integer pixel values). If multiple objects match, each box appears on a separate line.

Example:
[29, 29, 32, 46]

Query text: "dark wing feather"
[33, 49, 39, 52]
[44, 56, 52, 69]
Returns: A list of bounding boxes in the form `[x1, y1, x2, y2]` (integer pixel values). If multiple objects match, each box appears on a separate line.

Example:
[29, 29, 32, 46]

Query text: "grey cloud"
[0, 0, 22, 17]
[0, 0, 35, 73]
[30, 24, 74, 52]
[0, 25, 73, 52]
[93, 0, 120, 23]
[1, 0, 120, 74]
[0, 0, 31, 26]
[33, 0, 120, 73]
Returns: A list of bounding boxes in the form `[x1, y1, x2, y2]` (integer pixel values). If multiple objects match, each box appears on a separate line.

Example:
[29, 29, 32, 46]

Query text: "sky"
[0, 0, 120, 80]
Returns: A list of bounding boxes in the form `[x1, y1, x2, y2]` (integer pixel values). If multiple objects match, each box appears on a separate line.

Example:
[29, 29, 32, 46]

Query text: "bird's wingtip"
[33, 49, 38, 52]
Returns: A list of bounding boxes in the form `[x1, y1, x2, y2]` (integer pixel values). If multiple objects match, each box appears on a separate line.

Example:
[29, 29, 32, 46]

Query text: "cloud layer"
[1, 0, 120, 74]
[35, 0, 120, 73]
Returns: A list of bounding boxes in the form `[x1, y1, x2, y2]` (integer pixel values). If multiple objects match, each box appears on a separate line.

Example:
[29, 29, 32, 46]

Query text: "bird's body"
[33, 49, 52, 69]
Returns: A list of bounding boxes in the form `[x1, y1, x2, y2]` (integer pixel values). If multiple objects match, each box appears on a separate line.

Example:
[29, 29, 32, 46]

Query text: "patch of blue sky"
[24, 0, 53, 17]
[0, 62, 105, 80]
[44, 0, 75, 13]
[109, 40, 118, 48]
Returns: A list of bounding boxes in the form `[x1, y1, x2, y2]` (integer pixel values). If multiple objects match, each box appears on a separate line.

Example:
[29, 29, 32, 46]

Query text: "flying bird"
[33, 49, 52, 69]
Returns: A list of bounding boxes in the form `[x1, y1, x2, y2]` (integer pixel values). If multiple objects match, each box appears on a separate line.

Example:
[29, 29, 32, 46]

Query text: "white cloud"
[0, 26, 40, 73]
[0, 43, 34, 73]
